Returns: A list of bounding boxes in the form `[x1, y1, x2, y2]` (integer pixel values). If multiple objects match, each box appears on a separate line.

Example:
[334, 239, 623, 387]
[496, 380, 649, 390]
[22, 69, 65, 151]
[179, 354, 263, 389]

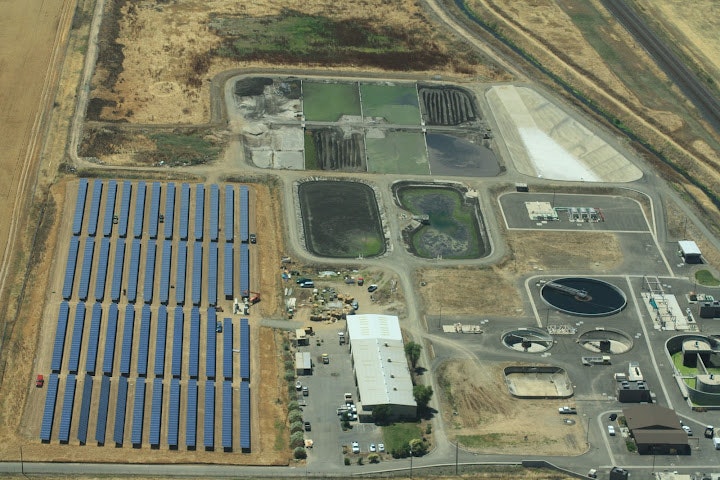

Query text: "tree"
[404, 341, 422, 369]
[371, 404, 391, 425]
[290, 431, 305, 448]
[290, 421, 305, 433]
[294, 447, 307, 459]
[368, 453, 380, 463]
[413, 384, 434, 411]
[409, 438, 428, 456]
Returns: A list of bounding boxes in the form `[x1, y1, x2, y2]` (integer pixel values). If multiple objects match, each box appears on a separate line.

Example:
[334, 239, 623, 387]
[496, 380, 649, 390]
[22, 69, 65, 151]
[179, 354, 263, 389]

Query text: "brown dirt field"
[437, 359, 586, 456]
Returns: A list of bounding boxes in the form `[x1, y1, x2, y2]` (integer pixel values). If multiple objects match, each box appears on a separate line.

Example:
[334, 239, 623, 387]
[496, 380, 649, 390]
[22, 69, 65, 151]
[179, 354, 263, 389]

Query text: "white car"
[369, 443, 376, 452]
[378, 443, 385, 453]
[608, 425, 616, 436]
[682, 425, 693, 436]
[351, 441, 360, 454]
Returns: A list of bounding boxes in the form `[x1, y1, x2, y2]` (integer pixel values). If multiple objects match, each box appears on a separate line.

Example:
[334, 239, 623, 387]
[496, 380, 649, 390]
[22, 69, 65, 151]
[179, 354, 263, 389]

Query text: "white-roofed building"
[678, 240, 702, 263]
[346, 314, 417, 420]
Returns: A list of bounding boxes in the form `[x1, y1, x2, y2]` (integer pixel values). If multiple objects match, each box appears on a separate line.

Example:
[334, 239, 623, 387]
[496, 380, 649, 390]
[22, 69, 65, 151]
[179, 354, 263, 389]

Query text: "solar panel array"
[120, 305, 135, 375]
[223, 318, 233, 380]
[95, 238, 110, 301]
[168, 378, 180, 448]
[40, 374, 60, 442]
[96, 375, 111, 444]
[72, 179, 88, 236]
[186, 379, 198, 449]
[77, 375, 93, 444]
[88, 180, 103, 237]
[176, 241, 187, 305]
[240, 243, 250, 296]
[172, 307, 183, 378]
[127, 239, 141, 303]
[204, 381, 215, 449]
[62, 236, 80, 300]
[222, 381, 233, 450]
[240, 381, 250, 451]
[225, 185, 234, 242]
[189, 308, 200, 379]
[114, 376, 128, 445]
[194, 184, 205, 241]
[118, 181, 131, 238]
[78, 238, 95, 301]
[110, 238, 125, 302]
[239, 186, 249, 243]
[59, 374, 77, 443]
[103, 180, 117, 237]
[102, 304, 119, 375]
[164, 182, 176, 240]
[206, 308, 216, 379]
[208, 242, 217, 306]
[149, 378, 163, 447]
[137, 305, 152, 376]
[133, 181, 146, 239]
[143, 239, 157, 303]
[240, 318, 250, 381]
[154, 306, 167, 377]
[132, 378, 146, 445]
[192, 242, 202, 306]
[160, 240, 172, 304]
[85, 303, 102, 375]
[148, 182, 161, 239]
[68, 302, 86, 373]
[179, 183, 190, 241]
[223, 243, 233, 299]
[51, 302, 70, 372]
[210, 184, 219, 242]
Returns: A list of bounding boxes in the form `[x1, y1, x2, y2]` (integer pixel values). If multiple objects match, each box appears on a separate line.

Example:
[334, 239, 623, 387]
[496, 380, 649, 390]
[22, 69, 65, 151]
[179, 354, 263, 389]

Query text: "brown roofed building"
[622, 405, 690, 455]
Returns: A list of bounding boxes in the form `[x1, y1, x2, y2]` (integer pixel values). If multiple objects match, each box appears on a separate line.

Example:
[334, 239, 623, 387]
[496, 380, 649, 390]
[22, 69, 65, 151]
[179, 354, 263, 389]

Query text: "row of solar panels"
[71, 180, 248, 244]
[41, 374, 250, 450]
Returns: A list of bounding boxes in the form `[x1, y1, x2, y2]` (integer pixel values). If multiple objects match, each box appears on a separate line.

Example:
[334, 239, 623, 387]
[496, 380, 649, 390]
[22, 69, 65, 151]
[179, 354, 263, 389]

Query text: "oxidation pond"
[426, 134, 501, 177]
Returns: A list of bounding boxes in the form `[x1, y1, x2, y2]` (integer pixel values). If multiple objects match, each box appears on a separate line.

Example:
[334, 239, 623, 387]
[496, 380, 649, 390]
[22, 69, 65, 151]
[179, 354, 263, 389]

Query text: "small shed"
[678, 241, 701, 263]
[295, 328, 308, 346]
[295, 351, 312, 375]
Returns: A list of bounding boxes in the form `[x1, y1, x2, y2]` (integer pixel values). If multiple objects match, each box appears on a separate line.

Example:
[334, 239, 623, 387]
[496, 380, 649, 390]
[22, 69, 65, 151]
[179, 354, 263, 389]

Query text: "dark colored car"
[367, 285, 378, 293]
[304, 421, 311, 431]
[609, 413, 618, 421]
[249, 233, 257, 244]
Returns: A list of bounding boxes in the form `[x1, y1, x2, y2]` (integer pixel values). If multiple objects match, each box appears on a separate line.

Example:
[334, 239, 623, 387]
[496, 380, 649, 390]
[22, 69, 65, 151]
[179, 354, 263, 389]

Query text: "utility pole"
[455, 441, 459, 475]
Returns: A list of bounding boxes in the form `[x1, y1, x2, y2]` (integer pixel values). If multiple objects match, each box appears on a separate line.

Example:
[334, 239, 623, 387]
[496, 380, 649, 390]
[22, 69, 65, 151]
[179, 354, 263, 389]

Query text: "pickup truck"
[558, 406, 577, 414]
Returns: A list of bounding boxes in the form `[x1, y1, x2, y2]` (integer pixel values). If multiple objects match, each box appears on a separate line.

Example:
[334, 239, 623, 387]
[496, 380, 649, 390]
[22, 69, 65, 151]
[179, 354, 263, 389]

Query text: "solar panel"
[118, 181, 132, 238]
[113, 376, 128, 445]
[110, 238, 126, 302]
[239, 381, 250, 451]
[223, 243, 233, 299]
[209, 184, 219, 242]
[171, 307, 183, 378]
[204, 381, 215, 449]
[159, 240, 172, 304]
[154, 305, 167, 377]
[102, 303, 119, 375]
[208, 242, 218, 306]
[88, 179, 103, 237]
[164, 182, 176, 239]
[240, 243, 250, 296]
[131, 378, 146, 445]
[186, 379, 198, 448]
[224, 185, 234, 242]
[168, 378, 180, 447]
[119, 305, 135, 375]
[94, 237, 110, 301]
[175, 241, 187, 305]
[58, 374, 77, 443]
[239, 185, 249, 243]
[62, 236, 80, 300]
[240, 318, 250, 381]
[143, 239, 157, 304]
[72, 178, 89, 236]
[223, 318, 233, 380]
[127, 239, 142, 303]
[189, 307, 200, 379]
[149, 378, 163, 447]
[77, 374, 93, 444]
[137, 305, 152, 377]
[194, 184, 205, 241]
[67, 302, 87, 373]
[148, 182, 161, 239]
[103, 180, 117, 237]
[40, 373, 60, 442]
[133, 181, 147, 239]
[206, 308, 217, 379]
[222, 380, 233, 450]
[179, 183, 190, 241]
[85, 303, 103, 375]
[51, 301, 70, 372]
[95, 375, 111, 444]
[192, 242, 202, 306]
[78, 237, 95, 301]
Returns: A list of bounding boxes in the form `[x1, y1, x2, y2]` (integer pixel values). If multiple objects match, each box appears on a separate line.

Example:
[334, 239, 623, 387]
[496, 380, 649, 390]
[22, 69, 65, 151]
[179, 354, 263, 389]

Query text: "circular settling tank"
[501, 328, 554, 353]
[541, 277, 626, 317]
[577, 328, 633, 354]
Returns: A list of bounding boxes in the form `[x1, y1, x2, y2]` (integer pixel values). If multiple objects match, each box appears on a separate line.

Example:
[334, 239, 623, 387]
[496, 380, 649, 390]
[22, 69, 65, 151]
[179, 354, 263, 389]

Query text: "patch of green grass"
[150, 132, 221, 166]
[382, 422, 422, 453]
[695, 269, 720, 286]
[303, 131, 318, 170]
[366, 131, 429, 175]
[303, 82, 360, 122]
[274, 418, 287, 451]
[360, 83, 421, 125]
[672, 351, 698, 376]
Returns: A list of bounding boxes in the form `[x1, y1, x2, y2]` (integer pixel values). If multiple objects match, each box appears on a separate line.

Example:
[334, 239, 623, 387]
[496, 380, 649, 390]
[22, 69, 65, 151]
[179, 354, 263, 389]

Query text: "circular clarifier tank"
[501, 327, 554, 353]
[578, 328, 634, 354]
[540, 277, 627, 317]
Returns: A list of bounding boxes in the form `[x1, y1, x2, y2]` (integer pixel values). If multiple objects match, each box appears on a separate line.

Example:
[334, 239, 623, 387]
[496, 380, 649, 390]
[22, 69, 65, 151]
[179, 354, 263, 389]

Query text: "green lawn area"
[382, 422, 422, 453]
[695, 269, 720, 286]
[366, 131, 429, 175]
[672, 351, 698, 375]
[303, 82, 360, 122]
[360, 83, 421, 125]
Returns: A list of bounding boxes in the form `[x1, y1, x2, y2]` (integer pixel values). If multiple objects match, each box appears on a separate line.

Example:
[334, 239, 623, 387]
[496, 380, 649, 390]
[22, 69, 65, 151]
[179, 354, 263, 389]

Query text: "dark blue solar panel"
[95, 375, 111, 443]
[240, 243, 249, 296]
[110, 238, 126, 302]
[179, 183, 190, 241]
[40, 374, 60, 441]
[240, 381, 250, 451]
[209, 184, 219, 242]
[51, 301, 70, 372]
[154, 305, 167, 377]
[58, 374, 77, 443]
[77, 375, 93, 444]
[224, 185, 234, 243]
[164, 182, 176, 239]
[78, 238, 95, 301]
[186, 379, 198, 448]
[137, 305, 152, 377]
[208, 242, 218, 306]
[239, 186, 249, 243]
[159, 240, 172, 304]
[240, 318, 250, 381]
[223, 243, 233, 299]
[88, 180, 103, 237]
[127, 239, 142, 303]
[222, 380, 233, 450]
[62, 236, 80, 300]
[133, 181, 147, 239]
[113, 376, 128, 445]
[168, 378, 180, 447]
[118, 181, 132, 238]
[72, 179, 89, 236]
[223, 318, 233, 380]
[149, 377, 163, 446]
[192, 242, 202, 306]
[148, 182, 161, 239]
[102, 303, 119, 375]
[204, 381, 215, 449]
[171, 307, 183, 378]
[143, 239, 157, 304]
[206, 308, 216, 379]
[94, 238, 110, 301]
[120, 305, 135, 375]
[194, 184, 205, 241]
[68, 302, 86, 373]
[103, 180, 117, 237]
[85, 303, 102, 374]
[189, 307, 200, 379]
[131, 378, 146, 445]
[175, 241, 187, 305]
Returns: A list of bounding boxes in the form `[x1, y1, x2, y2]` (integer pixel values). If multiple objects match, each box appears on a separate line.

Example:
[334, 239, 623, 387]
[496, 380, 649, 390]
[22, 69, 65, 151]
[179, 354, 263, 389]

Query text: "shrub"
[290, 421, 305, 433]
[288, 401, 299, 410]
[344, 457, 351, 466]
[294, 447, 307, 459]
[288, 411, 303, 424]
[368, 453, 380, 463]
[425, 424, 432, 434]
[409, 438, 428, 456]
[626, 440, 637, 453]
[290, 431, 305, 448]
[357, 457, 364, 465]
[284, 370, 296, 381]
